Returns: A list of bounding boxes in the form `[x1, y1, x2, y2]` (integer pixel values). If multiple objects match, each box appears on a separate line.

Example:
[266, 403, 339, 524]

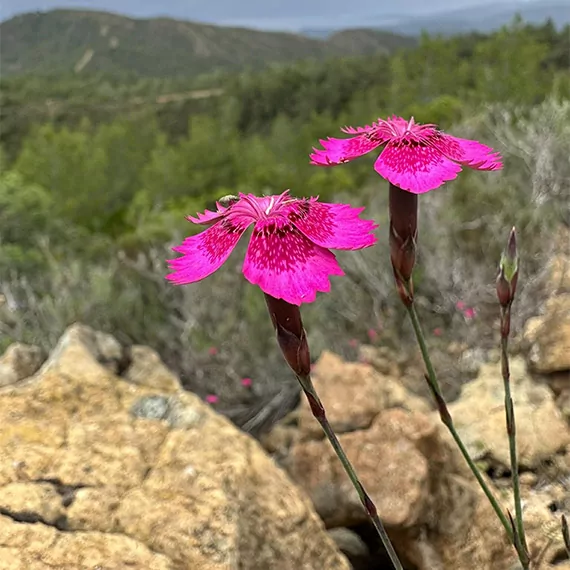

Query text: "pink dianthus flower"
[367, 328, 378, 342]
[310, 116, 502, 193]
[167, 191, 377, 306]
[463, 307, 477, 320]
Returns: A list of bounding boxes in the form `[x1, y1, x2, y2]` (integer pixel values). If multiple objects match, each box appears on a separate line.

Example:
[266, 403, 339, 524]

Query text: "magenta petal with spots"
[435, 135, 503, 171]
[166, 219, 250, 284]
[310, 133, 385, 166]
[187, 203, 229, 225]
[310, 116, 503, 193]
[375, 141, 462, 193]
[243, 219, 344, 305]
[292, 200, 377, 249]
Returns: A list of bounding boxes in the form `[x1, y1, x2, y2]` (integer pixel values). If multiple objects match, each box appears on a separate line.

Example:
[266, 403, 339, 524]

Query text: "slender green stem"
[405, 303, 514, 544]
[501, 310, 529, 568]
[296, 373, 404, 570]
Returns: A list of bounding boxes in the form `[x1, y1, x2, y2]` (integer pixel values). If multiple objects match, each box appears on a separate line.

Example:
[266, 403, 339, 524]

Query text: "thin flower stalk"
[497, 228, 529, 567]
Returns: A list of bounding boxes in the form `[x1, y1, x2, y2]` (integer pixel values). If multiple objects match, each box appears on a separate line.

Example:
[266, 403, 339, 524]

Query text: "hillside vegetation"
[0, 9, 415, 77]
[0, 18, 569, 414]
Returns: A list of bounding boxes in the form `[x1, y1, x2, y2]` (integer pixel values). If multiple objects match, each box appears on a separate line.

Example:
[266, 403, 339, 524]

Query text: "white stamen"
[265, 196, 275, 215]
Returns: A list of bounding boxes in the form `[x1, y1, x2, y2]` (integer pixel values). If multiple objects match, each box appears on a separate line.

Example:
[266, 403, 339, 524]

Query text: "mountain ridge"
[0, 9, 415, 77]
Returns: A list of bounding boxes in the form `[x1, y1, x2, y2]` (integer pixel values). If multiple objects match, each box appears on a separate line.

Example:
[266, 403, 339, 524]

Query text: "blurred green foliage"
[2, 21, 567, 250]
[0, 19, 569, 404]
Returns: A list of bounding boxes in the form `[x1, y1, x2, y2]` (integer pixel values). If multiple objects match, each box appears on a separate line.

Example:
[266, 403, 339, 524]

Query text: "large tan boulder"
[289, 409, 433, 528]
[0, 324, 349, 570]
[297, 350, 430, 440]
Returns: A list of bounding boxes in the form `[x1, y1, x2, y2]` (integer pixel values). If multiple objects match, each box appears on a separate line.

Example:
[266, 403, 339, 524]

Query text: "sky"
[0, 0, 535, 29]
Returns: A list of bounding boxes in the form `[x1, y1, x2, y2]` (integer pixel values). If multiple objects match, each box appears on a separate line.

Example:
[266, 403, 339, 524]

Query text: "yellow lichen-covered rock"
[0, 324, 350, 570]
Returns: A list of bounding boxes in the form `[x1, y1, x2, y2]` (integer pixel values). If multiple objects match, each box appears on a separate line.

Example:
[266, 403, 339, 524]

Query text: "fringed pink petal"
[434, 134, 503, 171]
[374, 140, 462, 194]
[310, 133, 384, 166]
[290, 199, 378, 250]
[166, 219, 250, 284]
[341, 123, 376, 135]
[186, 204, 229, 225]
[243, 221, 344, 305]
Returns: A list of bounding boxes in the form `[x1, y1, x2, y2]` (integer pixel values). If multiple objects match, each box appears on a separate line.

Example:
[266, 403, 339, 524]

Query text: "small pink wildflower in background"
[205, 395, 219, 404]
[433, 328, 443, 337]
[367, 328, 378, 343]
[456, 300, 466, 311]
[348, 338, 359, 348]
[463, 307, 477, 320]
[310, 116, 502, 193]
[208, 346, 218, 356]
[241, 377, 253, 388]
[167, 190, 377, 305]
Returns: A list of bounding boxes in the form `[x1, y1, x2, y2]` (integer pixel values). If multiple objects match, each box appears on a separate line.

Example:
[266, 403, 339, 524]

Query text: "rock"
[0, 482, 66, 525]
[547, 371, 570, 396]
[288, 409, 433, 528]
[0, 325, 350, 570]
[298, 351, 430, 439]
[124, 345, 180, 391]
[0, 343, 43, 387]
[525, 294, 570, 374]
[558, 389, 570, 421]
[503, 483, 570, 568]
[273, 350, 569, 570]
[548, 253, 570, 293]
[357, 344, 399, 375]
[0, 515, 173, 570]
[545, 226, 570, 295]
[327, 527, 369, 560]
[40, 322, 124, 375]
[285, 405, 517, 570]
[447, 356, 570, 469]
[519, 472, 538, 487]
[457, 347, 487, 376]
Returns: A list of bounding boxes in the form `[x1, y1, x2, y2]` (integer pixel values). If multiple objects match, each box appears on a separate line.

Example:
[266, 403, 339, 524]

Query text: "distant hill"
[302, 1, 570, 37]
[0, 10, 415, 78]
[386, 1, 570, 35]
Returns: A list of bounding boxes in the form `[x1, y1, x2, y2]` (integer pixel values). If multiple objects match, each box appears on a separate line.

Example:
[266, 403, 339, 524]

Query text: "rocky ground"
[0, 234, 568, 569]
[0, 325, 350, 569]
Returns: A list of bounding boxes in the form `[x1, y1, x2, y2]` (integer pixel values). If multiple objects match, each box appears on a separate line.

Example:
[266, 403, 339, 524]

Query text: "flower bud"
[389, 183, 418, 306]
[389, 183, 418, 283]
[264, 294, 311, 377]
[496, 227, 519, 308]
